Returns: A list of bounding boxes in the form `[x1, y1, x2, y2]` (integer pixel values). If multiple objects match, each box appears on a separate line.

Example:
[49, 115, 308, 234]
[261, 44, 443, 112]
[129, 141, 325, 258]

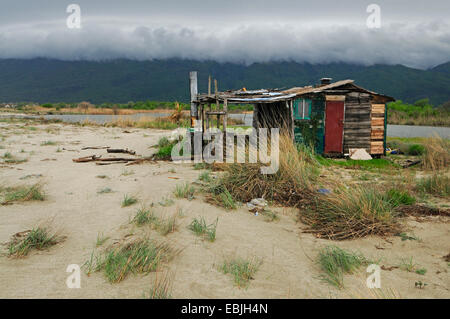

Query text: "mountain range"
[0, 58, 449, 105]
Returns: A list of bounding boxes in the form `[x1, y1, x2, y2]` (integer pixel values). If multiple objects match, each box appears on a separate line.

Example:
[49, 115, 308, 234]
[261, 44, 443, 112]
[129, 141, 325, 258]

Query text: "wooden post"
[214, 79, 219, 111]
[189, 71, 198, 127]
[289, 100, 294, 140]
[208, 76, 212, 97]
[202, 103, 206, 132]
[206, 103, 211, 129]
[223, 99, 228, 132]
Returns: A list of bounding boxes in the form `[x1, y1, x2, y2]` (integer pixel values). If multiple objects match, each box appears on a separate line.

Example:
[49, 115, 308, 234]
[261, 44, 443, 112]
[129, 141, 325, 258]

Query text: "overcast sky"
[0, 0, 449, 69]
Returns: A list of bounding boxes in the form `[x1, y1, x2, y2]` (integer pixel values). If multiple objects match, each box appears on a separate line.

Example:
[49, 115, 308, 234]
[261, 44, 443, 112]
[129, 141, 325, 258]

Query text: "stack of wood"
[370, 103, 386, 155]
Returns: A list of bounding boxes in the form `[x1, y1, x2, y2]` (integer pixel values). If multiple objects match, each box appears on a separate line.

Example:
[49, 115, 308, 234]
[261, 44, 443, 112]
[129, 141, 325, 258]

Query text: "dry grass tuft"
[0, 183, 45, 205]
[299, 185, 401, 240]
[206, 135, 318, 207]
[86, 238, 177, 283]
[422, 135, 450, 171]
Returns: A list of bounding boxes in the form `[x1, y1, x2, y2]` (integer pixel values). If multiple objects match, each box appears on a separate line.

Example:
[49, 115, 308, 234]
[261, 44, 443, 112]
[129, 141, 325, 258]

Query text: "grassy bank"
[387, 99, 450, 127]
[2, 101, 253, 115]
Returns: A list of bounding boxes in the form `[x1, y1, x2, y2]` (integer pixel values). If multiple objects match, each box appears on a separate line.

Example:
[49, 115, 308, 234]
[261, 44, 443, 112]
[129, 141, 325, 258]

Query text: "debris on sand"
[246, 198, 268, 213]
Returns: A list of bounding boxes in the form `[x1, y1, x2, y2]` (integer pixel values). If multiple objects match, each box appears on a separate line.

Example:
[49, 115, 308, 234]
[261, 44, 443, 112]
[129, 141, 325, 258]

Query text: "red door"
[324, 101, 344, 154]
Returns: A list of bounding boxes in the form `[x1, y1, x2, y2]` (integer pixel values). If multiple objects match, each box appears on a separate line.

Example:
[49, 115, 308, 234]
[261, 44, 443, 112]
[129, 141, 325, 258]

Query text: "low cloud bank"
[0, 20, 449, 69]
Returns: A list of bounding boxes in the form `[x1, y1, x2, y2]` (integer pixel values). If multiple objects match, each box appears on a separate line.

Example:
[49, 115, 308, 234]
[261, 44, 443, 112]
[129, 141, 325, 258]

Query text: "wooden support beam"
[208, 76, 212, 96]
[206, 103, 211, 129]
[189, 71, 198, 124]
[289, 100, 294, 140]
[223, 99, 228, 132]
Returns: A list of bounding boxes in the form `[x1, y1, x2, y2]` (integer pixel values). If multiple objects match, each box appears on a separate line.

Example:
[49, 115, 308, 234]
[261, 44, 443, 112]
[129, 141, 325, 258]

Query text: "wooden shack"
[191, 73, 394, 157]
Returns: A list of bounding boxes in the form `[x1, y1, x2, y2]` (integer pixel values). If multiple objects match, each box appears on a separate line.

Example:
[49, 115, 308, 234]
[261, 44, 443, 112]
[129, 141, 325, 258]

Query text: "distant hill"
[0, 58, 449, 105]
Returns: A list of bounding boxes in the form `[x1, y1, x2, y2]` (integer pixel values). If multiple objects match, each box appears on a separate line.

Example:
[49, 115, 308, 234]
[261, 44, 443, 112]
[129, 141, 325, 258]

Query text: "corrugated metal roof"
[196, 79, 394, 103]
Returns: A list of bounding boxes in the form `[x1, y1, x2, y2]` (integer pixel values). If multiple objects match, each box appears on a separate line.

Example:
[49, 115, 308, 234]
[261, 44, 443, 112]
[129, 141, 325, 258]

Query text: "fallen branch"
[96, 161, 129, 165]
[401, 160, 422, 168]
[107, 148, 136, 155]
[81, 146, 110, 150]
[72, 155, 140, 163]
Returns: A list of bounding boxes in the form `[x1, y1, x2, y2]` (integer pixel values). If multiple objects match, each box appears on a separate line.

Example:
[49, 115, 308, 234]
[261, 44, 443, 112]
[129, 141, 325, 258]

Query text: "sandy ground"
[0, 121, 449, 299]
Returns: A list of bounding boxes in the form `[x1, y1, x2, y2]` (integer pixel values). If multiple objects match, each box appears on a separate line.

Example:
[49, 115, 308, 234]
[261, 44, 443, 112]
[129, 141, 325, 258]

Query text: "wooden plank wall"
[370, 103, 385, 154]
[343, 93, 372, 154]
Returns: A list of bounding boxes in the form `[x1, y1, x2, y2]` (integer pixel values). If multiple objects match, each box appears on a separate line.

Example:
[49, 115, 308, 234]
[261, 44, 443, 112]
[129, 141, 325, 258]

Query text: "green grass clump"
[8, 227, 63, 257]
[121, 194, 138, 207]
[158, 196, 175, 207]
[198, 170, 211, 182]
[97, 187, 113, 194]
[157, 214, 178, 236]
[317, 157, 397, 170]
[416, 174, 449, 197]
[188, 217, 218, 242]
[218, 188, 237, 210]
[0, 183, 45, 205]
[132, 207, 158, 226]
[193, 163, 208, 170]
[40, 140, 57, 146]
[220, 256, 262, 288]
[153, 138, 180, 160]
[384, 188, 416, 207]
[415, 268, 427, 275]
[158, 137, 170, 148]
[396, 232, 419, 241]
[96, 233, 109, 247]
[317, 246, 367, 289]
[407, 144, 425, 156]
[2, 152, 27, 164]
[132, 207, 178, 235]
[174, 182, 195, 200]
[398, 257, 417, 272]
[89, 239, 174, 283]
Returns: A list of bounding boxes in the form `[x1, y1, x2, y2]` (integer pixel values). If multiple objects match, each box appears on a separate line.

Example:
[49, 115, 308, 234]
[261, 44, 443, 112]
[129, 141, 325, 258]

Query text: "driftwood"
[73, 154, 156, 165]
[96, 161, 129, 165]
[81, 146, 110, 150]
[401, 160, 422, 168]
[107, 148, 136, 155]
[72, 155, 140, 163]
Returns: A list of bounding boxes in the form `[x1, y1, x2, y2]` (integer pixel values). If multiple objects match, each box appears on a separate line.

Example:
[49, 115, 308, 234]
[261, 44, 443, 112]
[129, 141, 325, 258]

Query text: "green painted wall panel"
[293, 97, 325, 154]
